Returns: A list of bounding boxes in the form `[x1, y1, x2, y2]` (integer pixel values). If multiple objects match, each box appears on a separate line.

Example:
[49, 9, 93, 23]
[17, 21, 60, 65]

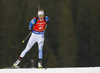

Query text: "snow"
[0, 67, 100, 73]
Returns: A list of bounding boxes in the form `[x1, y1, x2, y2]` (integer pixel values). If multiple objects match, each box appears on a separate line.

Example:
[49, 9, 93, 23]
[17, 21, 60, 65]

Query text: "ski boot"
[12, 57, 22, 68]
[38, 59, 42, 68]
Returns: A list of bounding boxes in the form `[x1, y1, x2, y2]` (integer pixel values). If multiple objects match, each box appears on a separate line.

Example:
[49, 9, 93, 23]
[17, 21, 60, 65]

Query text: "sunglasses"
[38, 15, 44, 17]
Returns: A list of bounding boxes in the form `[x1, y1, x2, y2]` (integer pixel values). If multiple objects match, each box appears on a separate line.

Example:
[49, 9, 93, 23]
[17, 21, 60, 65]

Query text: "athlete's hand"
[29, 29, 32, 32]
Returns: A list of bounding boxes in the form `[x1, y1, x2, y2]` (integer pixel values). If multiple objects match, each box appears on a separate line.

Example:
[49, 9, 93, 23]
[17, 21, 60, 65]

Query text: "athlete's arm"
[45, 16, 49, 23]
[29, 18, 36, 30]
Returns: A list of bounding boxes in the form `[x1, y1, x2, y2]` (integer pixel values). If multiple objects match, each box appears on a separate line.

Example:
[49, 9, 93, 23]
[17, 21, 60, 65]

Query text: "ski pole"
[22, 31, 32, 43]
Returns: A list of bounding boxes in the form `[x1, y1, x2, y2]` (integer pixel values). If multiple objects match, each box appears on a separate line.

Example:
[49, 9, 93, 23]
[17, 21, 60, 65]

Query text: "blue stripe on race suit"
[32, 30, 44, 34]
[38, 49, 43, 59]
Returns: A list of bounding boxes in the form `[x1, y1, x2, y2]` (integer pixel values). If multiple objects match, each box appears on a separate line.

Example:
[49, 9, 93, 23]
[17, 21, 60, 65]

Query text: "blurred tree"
[57, 0, 77, 67]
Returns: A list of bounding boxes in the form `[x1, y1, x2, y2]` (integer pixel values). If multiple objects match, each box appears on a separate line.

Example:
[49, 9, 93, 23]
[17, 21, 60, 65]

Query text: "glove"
[29, 29, 32, 32]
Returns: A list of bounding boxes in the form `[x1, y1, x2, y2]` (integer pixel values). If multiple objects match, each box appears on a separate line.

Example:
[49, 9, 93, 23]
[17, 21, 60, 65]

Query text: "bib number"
[39, 27, 43, 30]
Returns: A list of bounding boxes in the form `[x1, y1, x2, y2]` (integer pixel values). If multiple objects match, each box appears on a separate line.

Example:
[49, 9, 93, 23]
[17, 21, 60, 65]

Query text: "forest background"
[0, 0, 100, 68]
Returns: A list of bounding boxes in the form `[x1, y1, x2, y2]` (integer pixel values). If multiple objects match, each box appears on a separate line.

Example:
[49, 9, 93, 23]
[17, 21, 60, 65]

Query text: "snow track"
[0, 67, 100, 73]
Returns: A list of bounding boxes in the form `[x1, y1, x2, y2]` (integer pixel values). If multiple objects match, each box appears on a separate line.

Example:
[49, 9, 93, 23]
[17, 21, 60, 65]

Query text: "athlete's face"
[38, 14, 44, 20]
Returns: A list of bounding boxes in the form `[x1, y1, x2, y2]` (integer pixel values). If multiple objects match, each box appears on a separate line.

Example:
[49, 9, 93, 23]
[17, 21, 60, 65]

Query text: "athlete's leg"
[37, 34, 44, 68]
[13, 33, 38, 67]
[20, 33, 37, 58]
[38, 35, 44, 59]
